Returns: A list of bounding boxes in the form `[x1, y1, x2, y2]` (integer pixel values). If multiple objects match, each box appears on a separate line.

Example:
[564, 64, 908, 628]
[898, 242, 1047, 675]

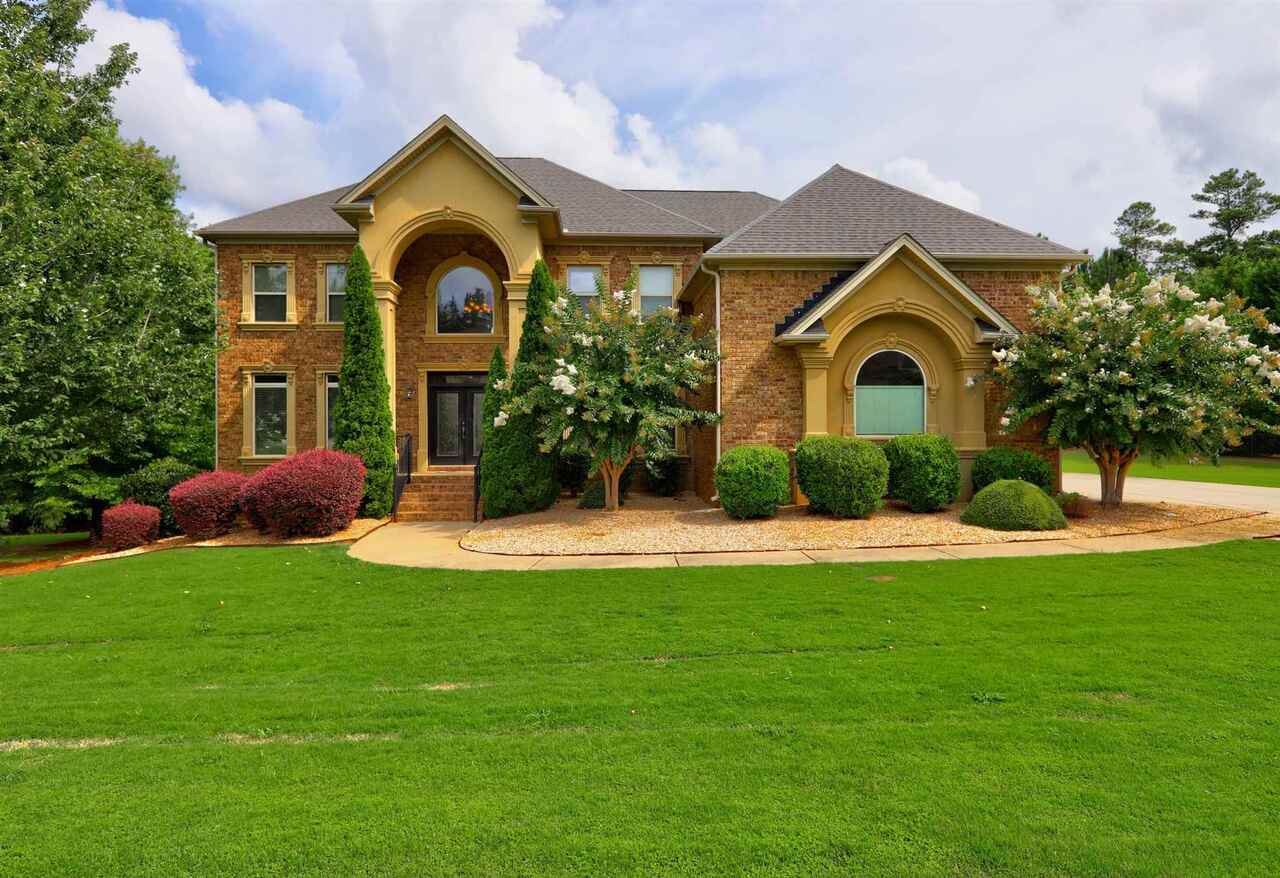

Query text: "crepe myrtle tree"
[497, 270, 720, 511]
[992, 274, 1280, 505]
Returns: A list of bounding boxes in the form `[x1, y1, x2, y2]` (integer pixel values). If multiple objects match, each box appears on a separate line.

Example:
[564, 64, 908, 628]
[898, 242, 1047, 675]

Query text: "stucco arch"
[376, 210, 520, 286]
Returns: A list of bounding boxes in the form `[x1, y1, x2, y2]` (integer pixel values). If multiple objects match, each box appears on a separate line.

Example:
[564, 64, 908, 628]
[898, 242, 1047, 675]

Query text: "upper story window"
[325, 264, 347, 322]
[639, 265, 675, 317]
[854, 351, 925, 436]
[567, 265, 602, 312]
[252, 263, 288, 322]
[437, 265, 494, 334]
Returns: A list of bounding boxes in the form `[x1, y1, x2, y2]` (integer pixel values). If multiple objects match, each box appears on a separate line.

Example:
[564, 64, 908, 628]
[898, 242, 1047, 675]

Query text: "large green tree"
[331, 244, 396, 517]
[1191, 169, 1280, 243]
[0, 0, 217, 533]
[1113, 201, 1176, 269]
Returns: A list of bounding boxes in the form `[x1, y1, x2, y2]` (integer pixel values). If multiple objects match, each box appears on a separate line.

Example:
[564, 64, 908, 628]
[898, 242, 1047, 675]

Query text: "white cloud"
[78, 2, 333, 228]
[77, 0, 1280, 252]
[879, 158, 982, 213]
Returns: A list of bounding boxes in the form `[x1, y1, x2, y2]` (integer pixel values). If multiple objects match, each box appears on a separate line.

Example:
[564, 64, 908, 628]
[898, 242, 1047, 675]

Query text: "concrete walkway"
[1062, 472, 1280, 514]
[347, 514, 1280, 571]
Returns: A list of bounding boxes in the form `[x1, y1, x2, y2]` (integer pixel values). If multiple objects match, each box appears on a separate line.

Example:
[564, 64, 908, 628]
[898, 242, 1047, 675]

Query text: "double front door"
[428, 372, 486, 465]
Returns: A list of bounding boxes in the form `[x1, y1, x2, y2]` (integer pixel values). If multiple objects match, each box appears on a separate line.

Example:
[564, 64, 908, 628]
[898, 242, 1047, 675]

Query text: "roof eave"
[195, 230, 358, 243]
[706, 250, 1085, 264]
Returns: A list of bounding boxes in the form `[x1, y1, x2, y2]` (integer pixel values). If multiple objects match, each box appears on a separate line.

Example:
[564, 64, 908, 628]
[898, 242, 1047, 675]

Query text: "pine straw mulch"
[461, 493, 1273, 556]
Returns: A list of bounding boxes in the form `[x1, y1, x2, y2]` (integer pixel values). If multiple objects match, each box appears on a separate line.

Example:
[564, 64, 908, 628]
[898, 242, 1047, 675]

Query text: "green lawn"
[0, 531, 90, 568]
[3, 543, 1279, 876]
[1062, 449, 1280, 488]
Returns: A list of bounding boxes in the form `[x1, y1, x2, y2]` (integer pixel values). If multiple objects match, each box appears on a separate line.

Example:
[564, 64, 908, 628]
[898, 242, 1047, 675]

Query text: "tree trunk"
[598, 453, 634, 512]
[1086, 444, 1139, 507]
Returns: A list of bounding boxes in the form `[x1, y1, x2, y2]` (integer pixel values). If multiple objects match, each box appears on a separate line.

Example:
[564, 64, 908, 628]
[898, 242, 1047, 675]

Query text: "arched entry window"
[855, 350, 925, 436]
[437, 265, 494, 334]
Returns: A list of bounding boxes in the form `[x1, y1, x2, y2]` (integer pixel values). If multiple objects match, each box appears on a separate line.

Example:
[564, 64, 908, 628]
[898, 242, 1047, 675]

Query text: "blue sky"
[81, 1, 1280, 253]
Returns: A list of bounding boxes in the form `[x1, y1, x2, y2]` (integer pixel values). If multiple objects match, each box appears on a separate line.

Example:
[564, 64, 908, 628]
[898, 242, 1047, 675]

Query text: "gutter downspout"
[697, 261, 722, 464]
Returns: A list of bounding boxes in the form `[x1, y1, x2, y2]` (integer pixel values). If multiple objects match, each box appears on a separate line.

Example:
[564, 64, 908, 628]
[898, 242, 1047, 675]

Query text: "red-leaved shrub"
[101, 501, 160, 551]
[169, 471, 248, 538]
[238, 449, 366, 537]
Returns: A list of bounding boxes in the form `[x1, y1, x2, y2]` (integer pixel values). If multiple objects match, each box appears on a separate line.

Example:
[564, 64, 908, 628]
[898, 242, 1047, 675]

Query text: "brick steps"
[394, 470, 477, 522]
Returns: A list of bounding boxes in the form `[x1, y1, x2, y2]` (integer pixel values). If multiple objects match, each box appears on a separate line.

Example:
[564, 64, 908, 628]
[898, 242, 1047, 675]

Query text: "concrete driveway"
[1062, 472, 1280, 514]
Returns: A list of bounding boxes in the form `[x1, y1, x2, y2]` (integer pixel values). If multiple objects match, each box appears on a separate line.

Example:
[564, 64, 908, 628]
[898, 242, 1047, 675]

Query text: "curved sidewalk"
[348, 512, 1279, 571]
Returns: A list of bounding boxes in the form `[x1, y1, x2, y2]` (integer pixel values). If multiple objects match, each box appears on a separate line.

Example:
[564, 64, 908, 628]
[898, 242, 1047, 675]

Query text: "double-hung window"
[639, 265, 675, 317]
[567, 266, 602, 312]
[253, 263, 288, 322]
[253, 373, 289, 456]
[325, 264, 347, 322]
[325, 373, 340, 449]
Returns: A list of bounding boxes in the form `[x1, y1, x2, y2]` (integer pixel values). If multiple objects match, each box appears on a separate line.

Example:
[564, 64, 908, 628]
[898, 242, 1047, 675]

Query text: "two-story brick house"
[197, 115, 1084, 519]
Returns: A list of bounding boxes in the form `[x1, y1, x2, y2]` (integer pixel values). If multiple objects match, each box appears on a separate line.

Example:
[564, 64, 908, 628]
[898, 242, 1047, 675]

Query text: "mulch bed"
[462, 493, 1263, 556]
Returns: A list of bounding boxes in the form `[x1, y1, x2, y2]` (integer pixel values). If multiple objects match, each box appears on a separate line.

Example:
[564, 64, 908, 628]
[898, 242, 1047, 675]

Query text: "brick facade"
[955, 269, 1059, 332]
[543, 243, 703, 295]
[215, 241, 353, 471]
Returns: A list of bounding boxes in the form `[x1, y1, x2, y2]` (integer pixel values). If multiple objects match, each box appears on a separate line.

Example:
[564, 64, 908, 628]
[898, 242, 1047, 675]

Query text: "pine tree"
[332, 244, 396, 517]
[480, 259, 559, 517]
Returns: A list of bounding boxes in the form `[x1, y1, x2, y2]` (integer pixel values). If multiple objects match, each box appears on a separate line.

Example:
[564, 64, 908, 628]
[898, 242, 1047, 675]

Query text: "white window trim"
[239, 366, 296, 463]
[851, 349, 928, 439]
[239, 255, 297, 327]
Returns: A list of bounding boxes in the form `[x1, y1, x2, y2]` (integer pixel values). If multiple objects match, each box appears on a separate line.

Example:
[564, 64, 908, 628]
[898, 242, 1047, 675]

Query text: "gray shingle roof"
[622, 189, 778, 236]
[196, 186, 355, 237]
[708, 165, 1084, 259]
[496, 158, 715, 237]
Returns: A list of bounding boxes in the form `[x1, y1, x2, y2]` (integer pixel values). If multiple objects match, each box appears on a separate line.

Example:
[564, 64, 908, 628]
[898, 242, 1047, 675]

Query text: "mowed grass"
[1062, 448, 1280, 488]
[0, 531, 90, 568]
[3, 543, 1280, 877]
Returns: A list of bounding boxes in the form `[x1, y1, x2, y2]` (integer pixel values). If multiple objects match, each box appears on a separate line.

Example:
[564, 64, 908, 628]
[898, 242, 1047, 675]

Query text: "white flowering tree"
[496, 271, 719, 511]
[993, 274, 1280, 505]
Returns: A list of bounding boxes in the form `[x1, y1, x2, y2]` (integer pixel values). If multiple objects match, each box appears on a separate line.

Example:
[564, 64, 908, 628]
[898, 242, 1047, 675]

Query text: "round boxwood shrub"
[883, 433, 961, 512]
[794, 435, 888, 518]
[972, 446, 1053, 494]
[238, 449, 366, 537]
[101, 501, 160, 551]
[715, 445, 790, 519]
[961, 479, 1067, 531]
[170, 471, 248, 538]
[119, 457, 200, 536]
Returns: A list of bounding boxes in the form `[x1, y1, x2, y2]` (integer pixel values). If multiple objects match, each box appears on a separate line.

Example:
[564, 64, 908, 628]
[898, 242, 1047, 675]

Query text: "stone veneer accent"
[215, 241, 353, 471]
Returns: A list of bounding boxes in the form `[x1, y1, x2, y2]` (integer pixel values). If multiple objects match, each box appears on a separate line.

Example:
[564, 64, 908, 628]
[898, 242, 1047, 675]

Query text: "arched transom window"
[854, 350, 925, 436]
[437, 265, 495, 334]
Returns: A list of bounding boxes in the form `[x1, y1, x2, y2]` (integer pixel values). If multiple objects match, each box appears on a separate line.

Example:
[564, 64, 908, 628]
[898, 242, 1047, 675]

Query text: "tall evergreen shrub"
[332, 244, 396, 517]
[481, 260, 560, 517]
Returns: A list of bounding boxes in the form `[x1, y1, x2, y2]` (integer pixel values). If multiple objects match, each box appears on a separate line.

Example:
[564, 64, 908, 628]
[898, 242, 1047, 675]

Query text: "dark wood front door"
[427, 372, 487, 465]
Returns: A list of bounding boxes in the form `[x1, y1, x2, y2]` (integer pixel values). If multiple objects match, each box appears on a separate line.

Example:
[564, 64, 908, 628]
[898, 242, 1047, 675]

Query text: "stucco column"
[504, 278, 530, 365]
[374, 278, 401, 432]
[796, 348, 834, 438]
[953, 358, 989, 450]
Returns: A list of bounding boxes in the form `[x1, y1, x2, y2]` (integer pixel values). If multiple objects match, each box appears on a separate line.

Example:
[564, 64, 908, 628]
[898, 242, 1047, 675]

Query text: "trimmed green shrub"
[715, 445, 790, 519]
[119, 457, 199, 536]
[1054, 491, 1086, 518]
[961, 479, 1067, 531]
[883, 433, 961, 512]
[644, 454, 681, 497]
[794, 435, 887, 518]
[332, 244, 396, 518]
[972, 446, 1053, 494]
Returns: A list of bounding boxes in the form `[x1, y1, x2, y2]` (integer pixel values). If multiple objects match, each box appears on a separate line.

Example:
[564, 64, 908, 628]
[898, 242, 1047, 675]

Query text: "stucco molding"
[377, 209, 519, 285]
